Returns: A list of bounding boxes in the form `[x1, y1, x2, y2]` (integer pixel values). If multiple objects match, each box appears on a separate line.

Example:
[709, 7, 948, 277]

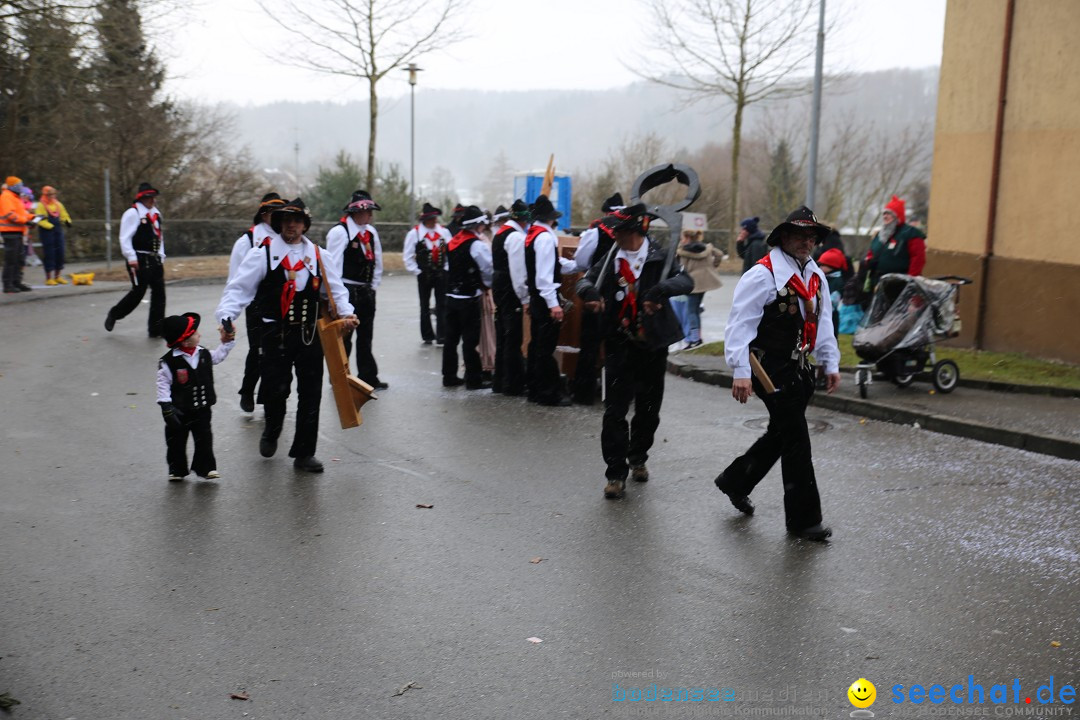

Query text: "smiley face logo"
[848, 679, 876, 708]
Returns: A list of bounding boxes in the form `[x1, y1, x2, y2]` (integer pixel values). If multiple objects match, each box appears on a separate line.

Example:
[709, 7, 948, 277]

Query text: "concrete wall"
[927, 0, 1080, 362]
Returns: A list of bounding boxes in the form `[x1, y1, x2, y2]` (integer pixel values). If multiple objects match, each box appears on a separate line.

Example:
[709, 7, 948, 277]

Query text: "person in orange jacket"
[1, 176, 42, 293]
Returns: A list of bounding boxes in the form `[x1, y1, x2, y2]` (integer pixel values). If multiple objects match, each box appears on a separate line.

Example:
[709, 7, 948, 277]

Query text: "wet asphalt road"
[1, 275, 1077, 720]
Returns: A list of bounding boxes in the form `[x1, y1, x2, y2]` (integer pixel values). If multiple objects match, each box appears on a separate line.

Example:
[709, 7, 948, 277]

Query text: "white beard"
[880, 219, 897, 242]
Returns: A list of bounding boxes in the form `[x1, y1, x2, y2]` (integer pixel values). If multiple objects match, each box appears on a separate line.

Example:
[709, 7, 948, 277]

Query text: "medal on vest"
[177, 368, 189, 384]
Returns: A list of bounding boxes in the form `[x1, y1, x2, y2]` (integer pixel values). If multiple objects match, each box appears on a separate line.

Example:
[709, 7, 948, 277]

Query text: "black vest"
[161, 348, 216, 412]
[254, 243, 322, 326]
[339, 222, 376, 284]
[413, 225, 446, 274]
[491, 225, 515, 296]
[752, 285, 819, 356]
[524, 226, 561, 305]
[446, 234, 481, 297]
[132, 207, 162, 254]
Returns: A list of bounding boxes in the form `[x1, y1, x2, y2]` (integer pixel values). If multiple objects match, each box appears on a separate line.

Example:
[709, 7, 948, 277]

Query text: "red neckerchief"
[524, 225, 546, 248]
[147, 211, 161, 238]
[423, 228, 442, 263]
[279, 255, 305, 319]
[353, 228, 374, 261]
[448, 230, 476, 252]
[757, 254, 822, 351]
[177, 345, 197, 356]
[617, 258, 638, 325]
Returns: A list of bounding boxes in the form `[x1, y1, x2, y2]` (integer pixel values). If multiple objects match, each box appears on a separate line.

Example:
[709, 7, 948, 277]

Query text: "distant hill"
[225, 67, 939, 191]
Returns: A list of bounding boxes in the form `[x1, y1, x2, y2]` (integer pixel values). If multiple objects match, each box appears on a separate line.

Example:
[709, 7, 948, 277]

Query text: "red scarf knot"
[279, 256, 305, 319]
[617, 258, 638, 325]
[354, 229, 374, 261]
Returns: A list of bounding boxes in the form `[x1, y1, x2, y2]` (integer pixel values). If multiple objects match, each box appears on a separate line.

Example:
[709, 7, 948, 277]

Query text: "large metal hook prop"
[630, 163, 702, 277]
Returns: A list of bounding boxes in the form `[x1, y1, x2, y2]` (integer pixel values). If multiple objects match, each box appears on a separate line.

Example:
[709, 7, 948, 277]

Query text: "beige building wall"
[927, 0, 1080, 362]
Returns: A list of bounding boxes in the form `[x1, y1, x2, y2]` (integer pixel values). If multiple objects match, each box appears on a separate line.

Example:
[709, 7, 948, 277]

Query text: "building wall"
[927, 0, 1080, 362]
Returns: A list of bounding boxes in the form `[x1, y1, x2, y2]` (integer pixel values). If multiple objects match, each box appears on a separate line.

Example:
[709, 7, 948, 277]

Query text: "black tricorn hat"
[531, 194, 562, 222]
[491, 205, 510, 222]
[508, 198, 530, 220]
[135, 182, 159, 202]
[765, 206, 831, 246]
[418, 202, 442, 220]
[253, 192, 285, 225]
[343, 189, 381, 213]
[270, 197, 312, 233]
[162, 312, 200, 348]
[601, 192, 625, 213]
[459, 205, 490, 228]
[602, 202, 654, 235]
[451, 203, 466, 218]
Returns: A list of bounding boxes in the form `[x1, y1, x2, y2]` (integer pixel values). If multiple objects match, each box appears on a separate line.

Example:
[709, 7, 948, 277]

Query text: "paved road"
[1, 275, 1076, 719]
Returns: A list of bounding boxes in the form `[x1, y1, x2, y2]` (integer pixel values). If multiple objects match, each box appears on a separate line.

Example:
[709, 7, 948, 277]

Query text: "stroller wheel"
[933, 359, 960, 393]
[856, 368, 870, 399]
[892, 373, 915, 388]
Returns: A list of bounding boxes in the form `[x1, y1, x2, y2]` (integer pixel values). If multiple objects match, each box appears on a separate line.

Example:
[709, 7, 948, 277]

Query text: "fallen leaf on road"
[393, 681, 422, 696]
[527, 637, 543, 644]
[230, 692, 249, 701]
[529, 557, 545, 564]
[0, 693, 21, 709]
[859, 418, 867, 424]
[331, 458, 341, 462]
[204, 607, 220, 611]
[416, 503, 434, 509]
[1051, 641, 1061, 647]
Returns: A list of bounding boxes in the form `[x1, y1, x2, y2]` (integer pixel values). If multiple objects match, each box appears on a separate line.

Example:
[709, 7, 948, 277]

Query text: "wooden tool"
[316, 253, 377, 429]
[748, 352, 777, 394]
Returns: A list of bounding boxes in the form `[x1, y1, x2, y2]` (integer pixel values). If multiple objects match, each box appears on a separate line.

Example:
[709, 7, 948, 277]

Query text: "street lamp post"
[403, 62, 423, 221]
[805, 0, 826, 211]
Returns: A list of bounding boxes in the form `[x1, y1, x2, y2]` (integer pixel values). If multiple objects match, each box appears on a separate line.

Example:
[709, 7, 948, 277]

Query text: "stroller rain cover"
[852, 274, 958, 361]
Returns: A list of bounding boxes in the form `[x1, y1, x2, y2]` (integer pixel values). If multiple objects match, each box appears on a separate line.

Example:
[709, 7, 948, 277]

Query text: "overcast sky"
[157, 0, 946, 106]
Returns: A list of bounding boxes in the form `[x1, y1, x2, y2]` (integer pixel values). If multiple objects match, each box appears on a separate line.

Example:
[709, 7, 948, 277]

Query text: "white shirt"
[155, 341, 235, 402]
[446, 233, 495, 299]
[529, 222, 569, 309]
[501, 220, 530, 304]
[725, 246, 839, 380]
[325, 216, 383, 289]
[216, 234, 354, 324]
[402, 222, 452, 274]
[615, 243, 649, 280]
[228, 222, 276, 281]
[574, 226, 600, 273]
[118, 201, 164, 263]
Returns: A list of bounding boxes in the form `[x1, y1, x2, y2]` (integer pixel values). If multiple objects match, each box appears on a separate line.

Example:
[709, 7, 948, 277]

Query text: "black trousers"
[342, 284, 379, 385]
[109, 253, 166, 335]
[573, 310, 603, 404]
[716, 364, 823, 531]
[416, 270, 446, 342]
[164, 407, 215, 477]
[239, 306, 262, 399]
[442, 296, 482, 385]
[2, 233, 24, 290]
[601, 337, 668, 480]
[527, 301, 563, 403]
[493, 288, 526, 395]
[260, 324, 325, 459]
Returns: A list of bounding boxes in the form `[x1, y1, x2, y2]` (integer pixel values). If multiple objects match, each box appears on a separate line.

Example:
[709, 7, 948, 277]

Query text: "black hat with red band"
[162, 312, 200, 348]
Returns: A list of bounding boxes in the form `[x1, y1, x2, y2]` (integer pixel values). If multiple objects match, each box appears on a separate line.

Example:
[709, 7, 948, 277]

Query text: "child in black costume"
[156, 313, 235, 481]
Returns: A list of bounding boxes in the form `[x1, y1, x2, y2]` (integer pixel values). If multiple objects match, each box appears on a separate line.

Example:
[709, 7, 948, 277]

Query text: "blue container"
[514, 173, 572, 230]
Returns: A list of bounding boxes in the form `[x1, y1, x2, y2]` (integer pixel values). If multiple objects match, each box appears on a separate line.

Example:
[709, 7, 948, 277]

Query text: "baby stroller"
[852, 274, 972, 398]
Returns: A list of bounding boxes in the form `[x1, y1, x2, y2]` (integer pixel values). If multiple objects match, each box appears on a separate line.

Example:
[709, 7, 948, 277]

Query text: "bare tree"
[631, 0, 822, 252]
[258, 0, 469, 189]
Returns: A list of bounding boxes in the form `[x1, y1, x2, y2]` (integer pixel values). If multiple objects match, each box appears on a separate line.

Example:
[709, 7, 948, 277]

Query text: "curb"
[836, 366, 1080, 399]
[667, 358, 1080, 462]
[0, 276, 228, 306]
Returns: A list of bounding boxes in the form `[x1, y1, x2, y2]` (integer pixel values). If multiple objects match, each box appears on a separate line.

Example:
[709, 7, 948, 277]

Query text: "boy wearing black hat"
[105, 182, 166, 336]
[228, 192, 285, 412]
[491, 199, 530, 395]
[156, 313, 236, 481]
[571, 192, 625, 405]
[216, 198, 359, 473]
[715, 206, 841, 541]
[402, 202, 453, 345]
[443, 205, 494, 389]
[576, 204, 693, 499]
[524, 194, 575, 406]
[326, 190, 387, 389]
